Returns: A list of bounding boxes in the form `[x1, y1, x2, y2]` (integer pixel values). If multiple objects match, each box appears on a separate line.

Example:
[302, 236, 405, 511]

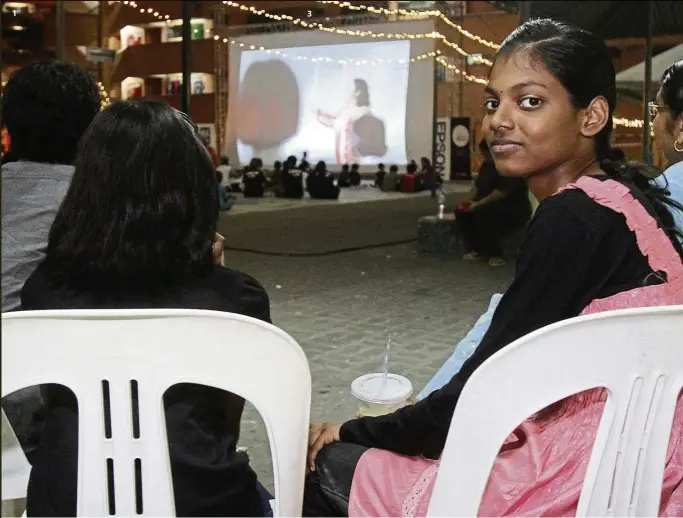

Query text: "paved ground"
[218, 182, 470, 255]
[228, 243, 514, 491]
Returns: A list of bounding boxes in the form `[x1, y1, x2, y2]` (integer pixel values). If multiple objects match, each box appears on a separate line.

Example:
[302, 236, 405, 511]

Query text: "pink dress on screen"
[349, 176, 683, 517]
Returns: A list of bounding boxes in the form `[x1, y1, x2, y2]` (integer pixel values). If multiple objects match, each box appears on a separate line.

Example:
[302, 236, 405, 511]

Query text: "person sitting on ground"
[338, 163, 352, 187]
[374, 163, 386, 188]
[299, 151, 311, 172]
[243, 157, 267, 198]
[216, 156, 232, 188]
[216, 171, 234, 211]
[200, 132, 219, 168]
[307, 160, 341, 200]
[1, 60, 101, 460]
[381, 165, 399, 192]
[420, 156, 438, 197]
[282, 155, 304, 198]
[271, 160, 283, 186]
[400, 162, 418, 193]
[21, 100, 274, 517]
[303, 19, 683, 518]
[349, 163, 362, 187]
[455, 139, 532, 267]
[653, 59, 683, 240]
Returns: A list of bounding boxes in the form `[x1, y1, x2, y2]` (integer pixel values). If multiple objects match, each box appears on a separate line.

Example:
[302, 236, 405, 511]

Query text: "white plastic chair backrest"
[427, 305, 683, 517]
[1, 310, 311, 517]
[1, 407, 32, 501]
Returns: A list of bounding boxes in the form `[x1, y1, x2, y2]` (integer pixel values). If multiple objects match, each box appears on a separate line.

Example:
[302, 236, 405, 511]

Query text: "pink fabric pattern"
[349, 177, 683, 517]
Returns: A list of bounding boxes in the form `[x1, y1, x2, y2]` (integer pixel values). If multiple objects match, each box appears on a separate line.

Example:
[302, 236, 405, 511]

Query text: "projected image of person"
[236, 59, 300, 162]
[316, 78, 388, 166]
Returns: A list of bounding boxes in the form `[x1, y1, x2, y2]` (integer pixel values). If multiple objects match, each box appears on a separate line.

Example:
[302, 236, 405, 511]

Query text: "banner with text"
[450, 117, 472, 180]
[434, 117, 451, 181]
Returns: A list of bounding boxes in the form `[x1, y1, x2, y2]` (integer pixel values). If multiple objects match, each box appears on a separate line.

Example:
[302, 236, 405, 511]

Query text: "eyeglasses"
[648, 102, 669, 121]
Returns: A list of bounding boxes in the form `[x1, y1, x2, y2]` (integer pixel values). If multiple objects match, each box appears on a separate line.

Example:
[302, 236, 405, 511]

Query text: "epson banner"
[434, 117, 451, 180]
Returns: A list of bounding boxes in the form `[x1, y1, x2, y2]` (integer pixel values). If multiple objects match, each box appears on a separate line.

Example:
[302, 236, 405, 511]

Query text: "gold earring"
[675, 140, 683, 153]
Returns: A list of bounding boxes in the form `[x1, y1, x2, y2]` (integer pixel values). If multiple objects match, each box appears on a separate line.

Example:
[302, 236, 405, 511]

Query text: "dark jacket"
[21, 263, 271, 517]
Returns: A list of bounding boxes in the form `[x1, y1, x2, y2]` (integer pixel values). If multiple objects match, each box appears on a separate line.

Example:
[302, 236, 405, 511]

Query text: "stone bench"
[417, 214, 459, 255]
[417, 213, 526, 259]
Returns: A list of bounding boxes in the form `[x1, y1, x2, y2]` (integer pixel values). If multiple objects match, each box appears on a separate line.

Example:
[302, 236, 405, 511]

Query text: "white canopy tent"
[616, 43, 683, 88]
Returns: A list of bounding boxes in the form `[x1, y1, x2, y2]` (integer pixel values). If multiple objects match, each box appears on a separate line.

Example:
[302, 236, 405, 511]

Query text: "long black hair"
[497, 18, 683, 249]
[44, 100, 219, 288]
[661, 60, 683, 121]
[354, 78, 370, 107]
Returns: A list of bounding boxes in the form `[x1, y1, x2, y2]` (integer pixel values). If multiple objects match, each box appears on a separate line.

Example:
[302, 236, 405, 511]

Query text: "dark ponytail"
[498, 18, 683, 258]
[596, 137, 683, 255]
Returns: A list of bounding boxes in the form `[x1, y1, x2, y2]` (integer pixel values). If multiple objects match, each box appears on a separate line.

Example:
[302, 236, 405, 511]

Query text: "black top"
[243, 170, 266, 197]
[282, 166, 304, 198]
[21, 264, 271, 517]
[340, 181, 677, 458]
[475, 159, 529, 213]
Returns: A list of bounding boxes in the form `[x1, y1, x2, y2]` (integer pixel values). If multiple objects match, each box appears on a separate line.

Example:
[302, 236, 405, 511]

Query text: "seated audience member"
[400, 162, 418, 193]
[374, 163, 386, 188]
[308, 161, 341, 200]
[201, 132, 219, 167]
[653, 59, 683, 239]
[243, 158, 267, 198]
[349, 163, 362, 187]
[1, 60, 100, 457]
[282, 155, 304, 198]
[381, 165, 399, 192]
[271, 160, 283, 186]
[21, 100, 273, 517]
[216, 156, 232, 187]
[216, 171, 234, 211]
[338, 164, 352, 187]
[455, 139, 532, 267]
[420, 156, 438, 197]
[303, 19, 683, 518]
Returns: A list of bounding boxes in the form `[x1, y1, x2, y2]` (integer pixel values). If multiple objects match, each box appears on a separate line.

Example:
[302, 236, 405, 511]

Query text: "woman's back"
[22, 264, 271, 516]
[20, 100, 272, 517]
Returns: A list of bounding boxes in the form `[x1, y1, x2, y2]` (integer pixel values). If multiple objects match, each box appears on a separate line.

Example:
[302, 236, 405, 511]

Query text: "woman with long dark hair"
[653, 59, 683, 239]
[303, 19, 683, 517]
[21, 100, 273, 517]
[316, 78, 387, 165]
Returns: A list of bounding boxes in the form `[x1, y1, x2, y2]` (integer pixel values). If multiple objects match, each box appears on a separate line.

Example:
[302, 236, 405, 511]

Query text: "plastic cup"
[351, 373, 413, 418]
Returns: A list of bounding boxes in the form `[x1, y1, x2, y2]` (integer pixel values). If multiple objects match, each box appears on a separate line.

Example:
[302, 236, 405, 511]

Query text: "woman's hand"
[213, 233, 225, 265]
[308, 422, 342, 472]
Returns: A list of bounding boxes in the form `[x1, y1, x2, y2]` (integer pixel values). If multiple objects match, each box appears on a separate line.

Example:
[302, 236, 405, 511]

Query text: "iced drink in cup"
[351, 373, 413, 418]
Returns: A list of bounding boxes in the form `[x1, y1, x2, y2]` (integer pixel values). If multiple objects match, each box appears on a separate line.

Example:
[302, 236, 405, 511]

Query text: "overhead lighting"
[10, 25, 26, 31]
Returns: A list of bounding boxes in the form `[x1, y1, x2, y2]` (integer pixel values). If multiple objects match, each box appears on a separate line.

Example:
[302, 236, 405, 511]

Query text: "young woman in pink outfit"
[303, 19, 683, 517]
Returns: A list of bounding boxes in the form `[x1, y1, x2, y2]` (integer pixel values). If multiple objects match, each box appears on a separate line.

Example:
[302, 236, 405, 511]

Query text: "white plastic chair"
[1, 309, 311, 517]
[1, 407, 32, 501]
[428, 305, 683, 517]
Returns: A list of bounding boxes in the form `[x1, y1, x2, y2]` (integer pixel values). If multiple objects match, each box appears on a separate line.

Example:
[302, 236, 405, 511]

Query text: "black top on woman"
[21, 100, 272, 517]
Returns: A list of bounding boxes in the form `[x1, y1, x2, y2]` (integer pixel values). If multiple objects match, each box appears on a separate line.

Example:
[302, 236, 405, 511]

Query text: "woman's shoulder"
[206, 266, 272, 323]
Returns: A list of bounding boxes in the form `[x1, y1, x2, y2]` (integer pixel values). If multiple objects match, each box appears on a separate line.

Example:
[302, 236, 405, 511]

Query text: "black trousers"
[455, 202, 529, 258]
[302, 443, 368, 517]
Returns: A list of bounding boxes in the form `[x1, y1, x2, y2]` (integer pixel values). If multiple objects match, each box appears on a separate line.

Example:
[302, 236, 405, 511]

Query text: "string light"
[436, 56, 488, 85]
[316, 0, 501, 50]
[613, 117, 644, 129]
[109, 0, 646, 129]
[222, 0, 494, 66]
[212, 34, 448, 67]
[115, 1, 170, 21]
[98, 81, 111, 110]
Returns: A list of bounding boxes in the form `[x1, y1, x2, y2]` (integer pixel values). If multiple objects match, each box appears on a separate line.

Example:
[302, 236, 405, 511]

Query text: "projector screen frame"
[224, 19, 438, 172]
